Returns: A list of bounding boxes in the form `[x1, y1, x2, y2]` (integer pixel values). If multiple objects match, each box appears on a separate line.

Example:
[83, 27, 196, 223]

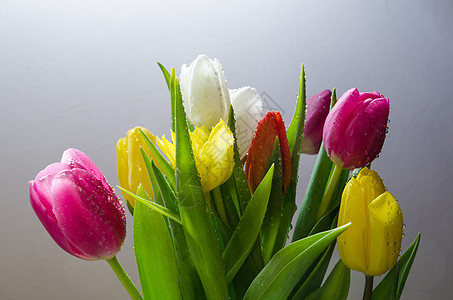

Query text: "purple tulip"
[29, 148, 126, 261]
[300, 89, 332, 154]
[323, 88, 389, 169]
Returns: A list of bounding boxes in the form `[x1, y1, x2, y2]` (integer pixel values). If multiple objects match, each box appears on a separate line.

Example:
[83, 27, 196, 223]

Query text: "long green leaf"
[223, 165, 274, 282]
[138, 128, 176, 190]
[372, 233, 421, 300]
[261, 137, 283, 264]
[292, 89, 338, 241]
[305, 259, 350, 300]
[118, 186, 182, 225]
[290, 243, 335, 300]
[244, 223, 351, 300]
[133, 186, 181, 300]
[286, 64, 306, 155]
[273, 65, 306, 252]
[227, 105, 251, 214]
[141, 150, 204, 299]
[173, 68, 229, 299]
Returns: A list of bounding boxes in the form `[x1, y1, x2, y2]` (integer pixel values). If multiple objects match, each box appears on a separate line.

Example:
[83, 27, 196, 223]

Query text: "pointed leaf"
[118, 186, 181, 225]
[372, 233, 421, 300]
[290, 243, 335, 300]
[244, 223, 351, 300]
[223, 165, 274, 282]
[173, 68, 229, 299]
[292, 89, 338, 241]
[305, 260, 350, 300]
[261, 137, 283, 264]
[139, 128, 176, 190]
[133, 186, 181, 300]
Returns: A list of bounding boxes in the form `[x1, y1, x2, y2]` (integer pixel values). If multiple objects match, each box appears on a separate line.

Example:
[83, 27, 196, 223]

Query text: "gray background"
[1, 0, 452, 299]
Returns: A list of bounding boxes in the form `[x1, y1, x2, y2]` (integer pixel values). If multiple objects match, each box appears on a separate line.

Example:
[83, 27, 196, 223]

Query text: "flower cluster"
[29, 55, 418, 300]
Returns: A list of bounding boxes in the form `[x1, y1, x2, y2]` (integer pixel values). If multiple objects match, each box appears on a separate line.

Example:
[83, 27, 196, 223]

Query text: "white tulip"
[180, 54, 231, 129]
[229, 87, 263, 159]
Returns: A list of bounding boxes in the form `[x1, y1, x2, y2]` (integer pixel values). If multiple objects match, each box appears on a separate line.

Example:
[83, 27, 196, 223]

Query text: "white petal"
[230, 87, 263, 158]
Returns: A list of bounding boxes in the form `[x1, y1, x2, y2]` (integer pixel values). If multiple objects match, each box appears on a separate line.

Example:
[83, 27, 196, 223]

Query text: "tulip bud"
[180, 54, 231, 129]
[29, 148, 126, 261]
[117, 126, 157, 207]
[337, 168, 403, 276]
[300, 89, 331, 154]
[323, 88, 389, 169]
[246, 111, 292, 194]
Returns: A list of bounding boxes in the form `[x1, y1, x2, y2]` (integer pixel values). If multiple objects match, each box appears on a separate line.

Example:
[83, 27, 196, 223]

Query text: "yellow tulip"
[337, 167, 403, 276]
[157, 119, 234, 192]
[117, 126, 158, 207]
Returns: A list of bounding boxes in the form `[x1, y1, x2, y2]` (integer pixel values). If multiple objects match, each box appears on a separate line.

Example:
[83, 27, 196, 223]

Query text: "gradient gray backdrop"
[1, 0, 452, 299]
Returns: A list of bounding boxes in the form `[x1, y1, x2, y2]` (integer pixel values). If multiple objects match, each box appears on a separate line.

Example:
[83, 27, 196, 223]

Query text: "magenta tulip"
[323, 88, 389, 169]
[29, 148, 126, 261]
[300, 89, 332, 154]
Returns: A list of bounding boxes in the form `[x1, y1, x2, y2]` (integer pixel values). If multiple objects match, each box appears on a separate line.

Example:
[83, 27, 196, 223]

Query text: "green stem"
[213, 187, 230, 228]
[316, 163, 343, 221]
[107, 256, 143, 300]
[363, 275, 373, 300]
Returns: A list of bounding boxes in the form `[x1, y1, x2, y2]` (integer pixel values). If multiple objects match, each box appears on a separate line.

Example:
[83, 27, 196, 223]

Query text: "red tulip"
[29, 148, 126, 261]
[323, 88, 389, 169]
[300, 89, 332, 154]
[245, 111, 292, 194]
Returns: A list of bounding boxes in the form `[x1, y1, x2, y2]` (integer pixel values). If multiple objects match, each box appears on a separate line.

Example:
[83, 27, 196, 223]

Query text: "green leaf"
[244, 223, 351, 300]
[157, 62, 171, 90]
[305, 259, 350, 300]
[273, 65, 306, 253]
[286, 64, 306, 156]
[372, 233, 421, 300]
[227, 105, 251, 214]
[372, 265, 398, 300]
[290, 243, 335, 300]
[145, 149, 204, 299]
[138, 128, 176, 190]
[223, 165, 274, 282]
[292, 89, 338, 241]
[261, 137, 283, 264]
[173, 68, 229, 299]
[118, 186, 182, 225]
[157, 62, 175, 132]
[147, 154, 179, 213]
[133, 186, 181, 300]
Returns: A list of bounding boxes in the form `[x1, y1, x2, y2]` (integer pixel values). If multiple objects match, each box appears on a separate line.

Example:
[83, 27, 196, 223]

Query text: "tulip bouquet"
[30, 54, 420, 300]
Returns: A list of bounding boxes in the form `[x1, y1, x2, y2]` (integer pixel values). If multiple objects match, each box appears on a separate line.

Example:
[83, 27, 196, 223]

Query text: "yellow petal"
[117, 127, 156, 207]
[367, 191, 403, 275]
[337, 177, 368, 273]
[197, 119, 234, 191]
[157, 135, 176, 167]
[116, 137, 131, 204]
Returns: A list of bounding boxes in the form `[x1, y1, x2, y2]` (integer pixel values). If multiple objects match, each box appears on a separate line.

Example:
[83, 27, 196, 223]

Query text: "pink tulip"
[29, 148, 126, 261]
[300, 89, 332, 154]
[323, 88, 389, 169]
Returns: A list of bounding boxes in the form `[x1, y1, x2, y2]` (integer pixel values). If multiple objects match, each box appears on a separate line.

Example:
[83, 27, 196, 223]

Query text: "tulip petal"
[157, 134, 176, 167]
[29, 180, 83, 258]
[300, 89, 331, 154]
[62, 148, 112, 193]
[51, 169, 126, 260]
[229, 87, 263, 159]
[197, 119, 234, 191]
[367, 191, 403, 276]
[116, 137, 131, 204]
[337, 177, 367, 273]
[126, 127, 156, 204]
